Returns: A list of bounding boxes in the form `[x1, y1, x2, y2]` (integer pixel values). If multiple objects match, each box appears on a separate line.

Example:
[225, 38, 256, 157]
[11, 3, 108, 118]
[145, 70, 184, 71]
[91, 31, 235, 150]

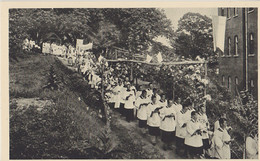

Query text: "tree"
[175, 12, 214, 60]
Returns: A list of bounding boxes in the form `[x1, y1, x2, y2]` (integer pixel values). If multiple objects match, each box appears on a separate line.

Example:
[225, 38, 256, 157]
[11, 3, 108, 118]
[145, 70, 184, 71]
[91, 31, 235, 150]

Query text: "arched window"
[248, 8, 254, 13]
[235, 77, 239, 85]
[234, 36, 238, 56]
[251, 80, 254, 88]
[222, 75, 225, 86]
[249, 33, 254, 55]
[227, 8, 231, 18]
[227, 37, 231, 56]
[228, 76, 232, 90]
[221, 8, 225, 16]
[233, 8, 238, 16]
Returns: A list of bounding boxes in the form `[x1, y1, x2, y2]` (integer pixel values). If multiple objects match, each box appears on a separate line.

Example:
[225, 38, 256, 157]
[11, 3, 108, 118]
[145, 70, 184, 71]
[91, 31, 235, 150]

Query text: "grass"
[9, 53, 108, 159]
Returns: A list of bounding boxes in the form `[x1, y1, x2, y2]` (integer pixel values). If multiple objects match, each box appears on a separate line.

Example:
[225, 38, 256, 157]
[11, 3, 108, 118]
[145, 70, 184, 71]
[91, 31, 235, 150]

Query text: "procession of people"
[103, 77, 235, 159]
[40, 44, 258, 159]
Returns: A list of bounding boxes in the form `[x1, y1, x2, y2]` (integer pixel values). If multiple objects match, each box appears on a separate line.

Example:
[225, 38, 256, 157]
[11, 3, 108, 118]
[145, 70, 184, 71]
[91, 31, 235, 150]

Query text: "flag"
[212, 16, 227, 52]
[157, 52, 163, 63]
[146, 54, 152, 63]
[153, 36, 172, 49]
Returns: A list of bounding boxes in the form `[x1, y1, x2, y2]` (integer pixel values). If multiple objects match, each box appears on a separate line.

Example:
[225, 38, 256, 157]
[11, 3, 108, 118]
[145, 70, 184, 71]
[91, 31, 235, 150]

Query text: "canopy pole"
[204, 62, 208, 108]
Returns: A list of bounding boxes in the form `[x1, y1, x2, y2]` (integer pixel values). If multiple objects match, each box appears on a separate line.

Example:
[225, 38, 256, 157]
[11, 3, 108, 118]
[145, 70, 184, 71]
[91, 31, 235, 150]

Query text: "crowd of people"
[104, 80, 236, 159]
[46, 47, 258, 159]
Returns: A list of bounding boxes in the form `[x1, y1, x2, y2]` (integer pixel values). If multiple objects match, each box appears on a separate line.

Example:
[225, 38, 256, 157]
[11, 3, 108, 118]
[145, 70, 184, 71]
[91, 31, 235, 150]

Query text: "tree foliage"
[9, 8, 174, 57]
[175, 12, 214, 60]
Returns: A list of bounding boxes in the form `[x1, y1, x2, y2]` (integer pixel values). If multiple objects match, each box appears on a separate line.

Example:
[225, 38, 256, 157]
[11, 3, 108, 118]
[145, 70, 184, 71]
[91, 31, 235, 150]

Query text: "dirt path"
[110, 111, 183, 159]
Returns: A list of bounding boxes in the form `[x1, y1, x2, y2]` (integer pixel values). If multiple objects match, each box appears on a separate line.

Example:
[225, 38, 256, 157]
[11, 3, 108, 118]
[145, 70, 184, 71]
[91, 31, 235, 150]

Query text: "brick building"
[218, 8, 258, 99]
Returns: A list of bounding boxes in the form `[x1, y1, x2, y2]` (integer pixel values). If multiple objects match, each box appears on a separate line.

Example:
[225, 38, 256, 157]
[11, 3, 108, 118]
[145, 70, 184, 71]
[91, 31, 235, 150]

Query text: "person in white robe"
[158, 94, 167, 107]
[122, 83, 135, 122]
[159, 99, 176, 150]
[152, 88, 161, 101]
[173, 97, 183, 114]
[147, 95, 162, 145]
[136, 90, 150, 129]
[185, 111, 203, 159]
[175, 101, 191, 156]
[211, 118, 227, 159]
[113, 80, 124, 109]
[222, 127, 231, 159]
[214, 114, 227, 132]
[246, 130, 258, 159]
[197, 106, 210, 157]
[146, 83, 153, 99]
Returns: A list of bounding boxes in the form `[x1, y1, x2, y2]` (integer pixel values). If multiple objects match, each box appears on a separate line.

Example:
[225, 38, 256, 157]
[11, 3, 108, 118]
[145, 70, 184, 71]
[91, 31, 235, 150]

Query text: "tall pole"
[204, 62, 208, 108]
[101, 63, 104, 99]
[245, 8, 249, 91]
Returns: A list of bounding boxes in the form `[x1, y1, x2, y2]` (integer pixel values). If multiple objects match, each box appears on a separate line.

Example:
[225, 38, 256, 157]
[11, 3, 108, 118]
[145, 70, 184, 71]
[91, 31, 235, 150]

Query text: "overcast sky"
[163, 8, 218, 30]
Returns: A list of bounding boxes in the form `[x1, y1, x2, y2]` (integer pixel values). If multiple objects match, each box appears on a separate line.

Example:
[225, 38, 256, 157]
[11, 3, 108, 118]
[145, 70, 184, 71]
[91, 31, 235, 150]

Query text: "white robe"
[147, 103, 161, 127]
[185, 119, 203, 147]
[176, 110, 190, 138]
[198, 113, 209, 139]
[212, 127, 224, 159]
[113, 85, 124, 108]
[246, 136, 258, 159]
[136, 96, 150, 120]
[159, 106, 176, 132]
[222, 129, 231, 159]
[123, 90, 135, 109]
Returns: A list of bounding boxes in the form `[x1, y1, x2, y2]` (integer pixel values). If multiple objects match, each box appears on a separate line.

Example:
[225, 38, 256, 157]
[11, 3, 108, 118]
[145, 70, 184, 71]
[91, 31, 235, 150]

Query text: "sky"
[163, 8, 218, 30]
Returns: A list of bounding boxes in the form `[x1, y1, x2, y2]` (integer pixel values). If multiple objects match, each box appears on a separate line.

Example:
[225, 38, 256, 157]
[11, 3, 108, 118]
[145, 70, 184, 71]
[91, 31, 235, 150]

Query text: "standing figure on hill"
[185, 111, 203, 159]
[136, 90, 150, 132]
[147, 95, 162, 145]
[159, 99, 176, 150]
[122, 83, 135, 122]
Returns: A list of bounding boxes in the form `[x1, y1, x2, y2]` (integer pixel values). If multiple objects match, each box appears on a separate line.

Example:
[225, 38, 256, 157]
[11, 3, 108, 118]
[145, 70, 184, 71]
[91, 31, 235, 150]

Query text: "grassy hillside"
[10, 53, 108, 159]
[9, 53, 168, 159]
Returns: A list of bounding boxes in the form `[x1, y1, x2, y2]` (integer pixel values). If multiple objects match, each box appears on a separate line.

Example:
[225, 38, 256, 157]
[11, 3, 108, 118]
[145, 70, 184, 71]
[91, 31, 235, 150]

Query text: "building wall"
[218, 8, 258, 99]
[247, 8, 258, 98]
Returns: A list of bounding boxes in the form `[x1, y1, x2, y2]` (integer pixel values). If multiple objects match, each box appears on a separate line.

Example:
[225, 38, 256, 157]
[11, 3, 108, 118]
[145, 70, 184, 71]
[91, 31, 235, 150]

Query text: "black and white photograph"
[4, 3, 258, 160]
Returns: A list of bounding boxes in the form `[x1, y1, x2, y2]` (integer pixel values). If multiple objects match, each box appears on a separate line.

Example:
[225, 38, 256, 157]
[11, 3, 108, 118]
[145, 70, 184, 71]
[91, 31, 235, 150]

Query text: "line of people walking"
[104, 80, 235, 159]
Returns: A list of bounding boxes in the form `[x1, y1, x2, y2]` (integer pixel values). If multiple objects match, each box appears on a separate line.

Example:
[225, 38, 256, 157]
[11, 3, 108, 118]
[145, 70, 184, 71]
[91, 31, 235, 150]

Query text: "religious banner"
[212, 16, 227, 53]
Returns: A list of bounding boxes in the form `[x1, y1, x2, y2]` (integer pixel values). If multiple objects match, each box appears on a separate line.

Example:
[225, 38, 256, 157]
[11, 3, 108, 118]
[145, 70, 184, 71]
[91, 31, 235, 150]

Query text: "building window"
[250, 80, 254, 88]
[235, 77, 239, 85]
[248, 8, 254, 13]
[234, 36, 238, 56]
[228, 76, 232, 90]
[233, 8, 238, 17]
[227, 8, 231, 19]
[221, 8, 225, 16]
[249, 33, 254, 55]
[222, 75, 225, 86]
[227, 37, 231, 56]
